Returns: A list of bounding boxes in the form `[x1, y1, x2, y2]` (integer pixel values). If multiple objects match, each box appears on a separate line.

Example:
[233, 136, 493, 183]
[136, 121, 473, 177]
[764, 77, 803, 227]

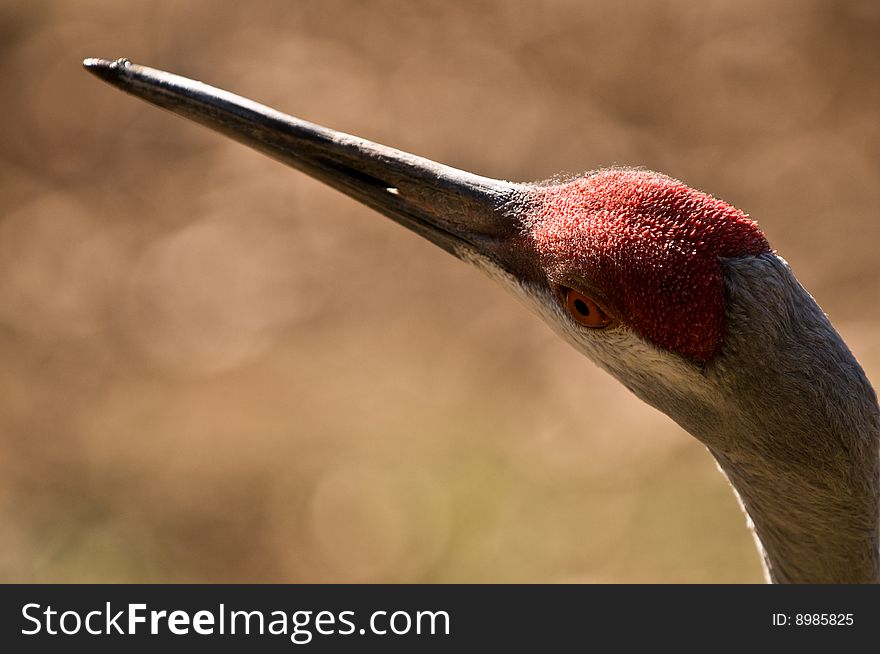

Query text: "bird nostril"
[564, 288, 611, 329]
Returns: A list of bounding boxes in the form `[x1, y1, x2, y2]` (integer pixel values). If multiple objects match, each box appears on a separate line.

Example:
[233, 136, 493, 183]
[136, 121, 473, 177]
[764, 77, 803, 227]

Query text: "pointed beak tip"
[82, 57, 132, 82]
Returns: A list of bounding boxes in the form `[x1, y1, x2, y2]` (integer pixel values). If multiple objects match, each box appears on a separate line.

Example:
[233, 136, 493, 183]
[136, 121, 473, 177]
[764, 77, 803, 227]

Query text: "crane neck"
[707, 255, 880, 583]
[714, 448, 879, 583]
[629, 255, 880, 582]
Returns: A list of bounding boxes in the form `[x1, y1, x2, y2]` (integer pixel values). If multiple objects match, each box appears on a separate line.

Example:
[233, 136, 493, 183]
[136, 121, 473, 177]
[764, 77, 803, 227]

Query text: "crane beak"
[83, 57, 526, 268]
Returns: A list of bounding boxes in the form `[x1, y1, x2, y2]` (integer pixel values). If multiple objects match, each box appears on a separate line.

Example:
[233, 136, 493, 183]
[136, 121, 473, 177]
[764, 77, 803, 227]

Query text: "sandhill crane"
[84, 58, 879, 584]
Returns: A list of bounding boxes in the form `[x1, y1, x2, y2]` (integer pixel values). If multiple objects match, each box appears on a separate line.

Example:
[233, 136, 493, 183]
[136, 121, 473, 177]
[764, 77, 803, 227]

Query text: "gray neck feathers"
[696, 254, 879, 583]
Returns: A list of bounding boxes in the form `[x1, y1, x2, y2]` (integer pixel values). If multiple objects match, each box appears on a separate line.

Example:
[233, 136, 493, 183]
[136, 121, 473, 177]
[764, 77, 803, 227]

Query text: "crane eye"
[564, 288, 611, 328]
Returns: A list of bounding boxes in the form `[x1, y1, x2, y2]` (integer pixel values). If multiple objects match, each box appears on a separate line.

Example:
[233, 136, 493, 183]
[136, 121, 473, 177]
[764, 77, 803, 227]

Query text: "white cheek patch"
[551, 317, 716, 405]
[456, 243, 718, 413]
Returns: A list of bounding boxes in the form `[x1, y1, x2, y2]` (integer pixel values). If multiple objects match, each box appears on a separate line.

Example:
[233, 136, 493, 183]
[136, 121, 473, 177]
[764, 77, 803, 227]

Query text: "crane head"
[82, 58, 778, 428]
[523, 169, 769, 363]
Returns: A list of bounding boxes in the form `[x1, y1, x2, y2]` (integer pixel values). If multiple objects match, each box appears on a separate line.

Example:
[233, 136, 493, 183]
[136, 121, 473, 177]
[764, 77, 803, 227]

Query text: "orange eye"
[564, 288, 611, 328]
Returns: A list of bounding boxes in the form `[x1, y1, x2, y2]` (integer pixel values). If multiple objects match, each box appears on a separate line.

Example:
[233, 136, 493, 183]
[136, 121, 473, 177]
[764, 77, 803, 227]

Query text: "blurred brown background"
[1, 0, 878, 583]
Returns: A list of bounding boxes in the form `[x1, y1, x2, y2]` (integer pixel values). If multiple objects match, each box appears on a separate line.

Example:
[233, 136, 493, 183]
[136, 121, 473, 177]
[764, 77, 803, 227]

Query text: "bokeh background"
[1, 0, 878, 583]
